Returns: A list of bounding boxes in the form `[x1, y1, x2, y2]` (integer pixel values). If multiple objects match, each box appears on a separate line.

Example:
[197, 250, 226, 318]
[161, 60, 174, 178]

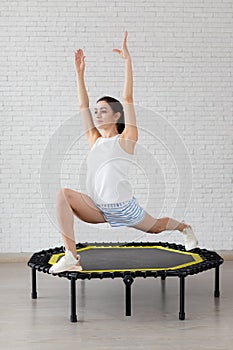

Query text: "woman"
[49, 32, 198, 274]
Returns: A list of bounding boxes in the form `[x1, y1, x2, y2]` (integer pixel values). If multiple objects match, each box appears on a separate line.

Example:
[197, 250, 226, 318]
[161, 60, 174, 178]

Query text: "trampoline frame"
[27, 241, 224, 323]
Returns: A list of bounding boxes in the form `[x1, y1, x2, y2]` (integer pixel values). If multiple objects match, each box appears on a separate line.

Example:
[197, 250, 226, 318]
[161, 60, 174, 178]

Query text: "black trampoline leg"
[123, 275, 134, 316]
[214, 266, 220, 298]
[70, 277, 77, 322]
[179, 276, 185, 320]
[31, 267, 37, 299]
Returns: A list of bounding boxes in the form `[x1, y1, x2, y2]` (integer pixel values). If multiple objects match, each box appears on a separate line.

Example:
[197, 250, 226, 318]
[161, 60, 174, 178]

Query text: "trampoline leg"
[214, 265, 220, 298]
[179, 276, 185, 320]
[123, 275, 134, 316]
[70, 277, 77, 323]
[31, 267, 37, 299]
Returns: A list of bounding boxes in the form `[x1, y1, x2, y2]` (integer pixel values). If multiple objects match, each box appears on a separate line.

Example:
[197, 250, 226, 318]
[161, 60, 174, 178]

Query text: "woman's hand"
[112, 31, 131, 60]
[74, 49, 86, 74]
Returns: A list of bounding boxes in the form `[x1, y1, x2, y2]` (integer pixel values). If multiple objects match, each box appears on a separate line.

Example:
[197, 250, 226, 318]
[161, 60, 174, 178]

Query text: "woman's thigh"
[59, 188, 107, 224]
[129, 210, 160, 233]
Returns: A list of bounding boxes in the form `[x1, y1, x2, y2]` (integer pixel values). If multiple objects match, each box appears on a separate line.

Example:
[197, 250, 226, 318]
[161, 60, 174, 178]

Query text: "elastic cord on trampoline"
[28, 241, 223, 280]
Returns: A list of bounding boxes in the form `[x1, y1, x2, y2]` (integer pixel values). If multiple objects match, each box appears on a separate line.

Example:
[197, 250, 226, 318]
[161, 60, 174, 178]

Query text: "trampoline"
[27, 241, 224, 322]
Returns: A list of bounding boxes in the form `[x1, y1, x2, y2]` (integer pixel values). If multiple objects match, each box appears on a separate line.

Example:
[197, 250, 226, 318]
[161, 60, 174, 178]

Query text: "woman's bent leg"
[56, 188, 107, 259]
[56, 190, 77, 259]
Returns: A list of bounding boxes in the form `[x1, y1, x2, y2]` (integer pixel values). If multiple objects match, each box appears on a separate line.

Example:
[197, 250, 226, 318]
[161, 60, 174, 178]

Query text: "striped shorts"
[95, 196, 145, 228]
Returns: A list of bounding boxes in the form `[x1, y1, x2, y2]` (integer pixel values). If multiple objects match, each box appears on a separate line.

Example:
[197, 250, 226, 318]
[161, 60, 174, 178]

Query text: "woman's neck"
[101, 131, 119, 138]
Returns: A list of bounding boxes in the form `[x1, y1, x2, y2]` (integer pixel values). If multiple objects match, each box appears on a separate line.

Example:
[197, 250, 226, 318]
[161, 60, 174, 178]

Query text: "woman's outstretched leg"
[130, 212, 187, 233]
[130, 212, 198, 250]
[148, 217, 188, 233]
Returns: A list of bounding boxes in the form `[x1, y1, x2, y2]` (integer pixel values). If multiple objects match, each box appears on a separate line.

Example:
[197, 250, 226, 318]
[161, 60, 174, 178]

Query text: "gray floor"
[0, 261, 232, 350]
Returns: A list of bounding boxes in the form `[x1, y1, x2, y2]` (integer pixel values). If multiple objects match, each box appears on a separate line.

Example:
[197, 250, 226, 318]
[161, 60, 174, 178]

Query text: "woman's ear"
[114, 112, 121, 122]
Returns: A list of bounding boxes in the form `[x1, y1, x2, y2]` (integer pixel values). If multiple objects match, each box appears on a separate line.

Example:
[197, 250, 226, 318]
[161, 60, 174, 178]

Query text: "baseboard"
[0, 253, 32, 263]
[217, 251, 233, 261]
[0, 250, 232, 263]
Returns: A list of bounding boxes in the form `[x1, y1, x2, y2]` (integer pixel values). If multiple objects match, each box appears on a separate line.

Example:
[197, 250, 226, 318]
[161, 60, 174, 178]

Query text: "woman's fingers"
[123, 31, 128, 43]
[112, 48, 121, 54]
[122, 31, 128, 47]
[74, 48, 85, 56]
[74, 48, 86, 73]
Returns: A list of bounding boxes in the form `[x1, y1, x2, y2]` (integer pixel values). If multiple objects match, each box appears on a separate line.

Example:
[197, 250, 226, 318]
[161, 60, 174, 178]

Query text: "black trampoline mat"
[52, 246, 202, 271]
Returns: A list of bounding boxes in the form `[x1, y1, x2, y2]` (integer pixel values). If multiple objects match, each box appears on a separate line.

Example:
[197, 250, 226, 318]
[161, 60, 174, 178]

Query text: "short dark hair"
[96, 95, 125, 134]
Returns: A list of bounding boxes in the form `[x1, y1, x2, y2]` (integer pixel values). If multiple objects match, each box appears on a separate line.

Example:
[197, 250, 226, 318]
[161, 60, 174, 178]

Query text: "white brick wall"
[1, 0, 232, 252]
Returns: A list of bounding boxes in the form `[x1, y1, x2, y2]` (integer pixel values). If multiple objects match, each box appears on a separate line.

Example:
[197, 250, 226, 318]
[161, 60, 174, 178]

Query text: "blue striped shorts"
[95, 196, 145, 228]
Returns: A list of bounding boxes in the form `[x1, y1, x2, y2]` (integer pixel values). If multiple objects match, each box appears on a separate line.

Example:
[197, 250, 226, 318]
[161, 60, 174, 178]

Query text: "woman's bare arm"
[76, 72, 96, 135]
[123, 57, 133, 102]
[76, 71, 89, 109]
[112, 32, 138, 139]
[74, 49, 100, 139]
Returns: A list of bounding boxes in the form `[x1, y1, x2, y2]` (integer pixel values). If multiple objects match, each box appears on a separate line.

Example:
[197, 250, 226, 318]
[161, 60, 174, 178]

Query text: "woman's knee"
[147, 217, 170, 234]
[56, 188, 70, 204]
[147, 221, 163, 234]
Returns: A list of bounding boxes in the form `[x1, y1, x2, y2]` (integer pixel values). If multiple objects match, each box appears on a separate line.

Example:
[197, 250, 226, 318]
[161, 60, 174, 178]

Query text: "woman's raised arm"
[113, 31, 133, 102]
[74, 49, 89, 108]
[74, 49, 100, 140]
[112, 32, 138, 137]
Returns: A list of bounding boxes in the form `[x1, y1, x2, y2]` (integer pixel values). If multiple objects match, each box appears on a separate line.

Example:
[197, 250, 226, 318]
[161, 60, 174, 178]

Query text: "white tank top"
[86, 134, 134, 205]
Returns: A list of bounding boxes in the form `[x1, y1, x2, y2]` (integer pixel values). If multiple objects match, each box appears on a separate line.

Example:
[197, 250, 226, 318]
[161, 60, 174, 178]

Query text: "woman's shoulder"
[118, 132, 137, 155]
[90, 136, 102, 150]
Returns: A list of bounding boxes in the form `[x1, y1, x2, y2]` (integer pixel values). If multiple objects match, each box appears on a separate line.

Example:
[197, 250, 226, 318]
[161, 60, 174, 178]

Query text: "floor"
[0, 261, 232, 350]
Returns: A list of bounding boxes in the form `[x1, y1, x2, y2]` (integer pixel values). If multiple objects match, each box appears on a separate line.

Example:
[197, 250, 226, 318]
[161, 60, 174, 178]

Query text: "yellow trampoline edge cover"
[48, 245, 203, 273]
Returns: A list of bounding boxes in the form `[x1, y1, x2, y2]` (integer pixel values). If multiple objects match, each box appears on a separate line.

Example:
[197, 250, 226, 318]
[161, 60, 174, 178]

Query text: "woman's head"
[95, 96, 125, 134]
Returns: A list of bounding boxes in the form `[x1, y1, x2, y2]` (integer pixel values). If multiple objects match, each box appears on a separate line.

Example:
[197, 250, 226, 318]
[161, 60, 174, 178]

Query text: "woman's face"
[94, 101, 120, 130]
